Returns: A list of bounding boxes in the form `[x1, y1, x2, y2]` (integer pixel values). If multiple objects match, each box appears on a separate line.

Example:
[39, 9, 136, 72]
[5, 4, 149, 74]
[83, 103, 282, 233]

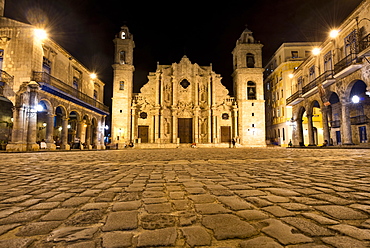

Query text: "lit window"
[119, 81, 124, 90]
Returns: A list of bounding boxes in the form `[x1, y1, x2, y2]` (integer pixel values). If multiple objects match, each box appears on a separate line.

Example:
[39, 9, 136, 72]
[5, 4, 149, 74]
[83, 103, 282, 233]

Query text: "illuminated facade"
[112, 26, 266, 148]
[285, 0, 370, 146]
[0, 1, 109, 152]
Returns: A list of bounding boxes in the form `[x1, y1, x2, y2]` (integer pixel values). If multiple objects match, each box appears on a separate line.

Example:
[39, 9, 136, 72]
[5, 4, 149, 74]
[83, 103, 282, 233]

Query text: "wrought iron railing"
[334, 53, 359, 75]
[33, 72, 109, 113]
[0, 70, 14, 85]
[330, 120, 341, 128]
[286, 90, 302, 105]
[359, 33, 370, 53]
[350, 115, 368, 125]
[302, 70, 333, 95]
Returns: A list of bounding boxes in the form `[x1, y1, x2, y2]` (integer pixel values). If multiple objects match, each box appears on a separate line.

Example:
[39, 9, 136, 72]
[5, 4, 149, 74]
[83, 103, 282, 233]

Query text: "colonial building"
[286, 0, 370, 146]
[0, 0, 109, 151]
[111, 26, 266, 148]
[264, 42, 320, 146]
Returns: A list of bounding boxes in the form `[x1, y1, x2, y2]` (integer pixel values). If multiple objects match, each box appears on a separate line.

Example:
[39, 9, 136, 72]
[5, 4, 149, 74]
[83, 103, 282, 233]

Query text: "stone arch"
[36, 99, 53, 143]
[0, 95, 14, 147]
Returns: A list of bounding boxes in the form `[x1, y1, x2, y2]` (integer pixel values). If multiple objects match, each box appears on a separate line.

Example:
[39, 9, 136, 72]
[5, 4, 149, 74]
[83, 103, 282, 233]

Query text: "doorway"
[359, 126, 367, 143]
[178, 118, 192, 143]
[138, 125, 149, 143]
[221, 126, 231, 143]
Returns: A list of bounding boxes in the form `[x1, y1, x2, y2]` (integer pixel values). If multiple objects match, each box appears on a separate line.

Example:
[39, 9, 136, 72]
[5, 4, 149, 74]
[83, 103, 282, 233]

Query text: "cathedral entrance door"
[221, 126, 231, 143]
[138, 125, 149, 143]
[178, 118, 193, 143]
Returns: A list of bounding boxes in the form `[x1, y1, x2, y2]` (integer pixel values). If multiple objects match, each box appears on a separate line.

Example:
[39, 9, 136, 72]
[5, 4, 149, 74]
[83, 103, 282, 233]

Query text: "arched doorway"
[328, 92, 341, 145]
[310, 101, 323, 146]
[0, 96, 13, 149]
[68, 111, 80, 149]
[349, 80, 369, 144]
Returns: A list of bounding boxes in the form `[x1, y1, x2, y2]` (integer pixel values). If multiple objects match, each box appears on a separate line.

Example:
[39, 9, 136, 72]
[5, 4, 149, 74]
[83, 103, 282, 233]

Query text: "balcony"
[33, 72, 109, 115]
[334, 53, 362, 79]
[330, 120, 341, 128]
[358, 33, 370, 57]
[302, 70, 334, 97]
[350, 115, 368, 125]
[286, 90, 304, 106]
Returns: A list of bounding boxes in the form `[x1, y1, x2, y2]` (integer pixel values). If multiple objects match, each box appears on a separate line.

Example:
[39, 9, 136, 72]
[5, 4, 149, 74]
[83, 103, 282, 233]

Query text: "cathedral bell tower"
[111, 26, 135, 147]
[232, 27, 266, 147]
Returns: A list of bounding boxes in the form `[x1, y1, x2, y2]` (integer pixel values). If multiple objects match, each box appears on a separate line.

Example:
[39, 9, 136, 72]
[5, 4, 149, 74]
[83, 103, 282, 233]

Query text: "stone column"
[26, 82, 40, 151]
[61, 117, 70, 150]
[307, 114, 315, 146]
[45, 113, 56, 150]
[6, 106, 27, 152]
[85, 123, 91, 149]
[321, 106, 330, 145]
[92, 125, 98, 148]
[194, 108, 199, 143]
[296, 118, 304, 146]
[341, 100, 353, 145]
[233, 107, 238, 139]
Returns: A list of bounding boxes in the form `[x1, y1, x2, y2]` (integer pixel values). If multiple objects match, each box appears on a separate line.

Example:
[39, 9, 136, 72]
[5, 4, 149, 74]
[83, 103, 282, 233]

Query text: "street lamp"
[352, 95, 360, 103]
[312, 47, 321, 56]
[329, 29, 339, 39]
[34, 29, 47, 41]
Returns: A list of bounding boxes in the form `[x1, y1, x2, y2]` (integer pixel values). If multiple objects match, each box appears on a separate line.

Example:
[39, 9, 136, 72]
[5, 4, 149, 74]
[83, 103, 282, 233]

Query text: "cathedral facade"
[111, 26, 265, 148]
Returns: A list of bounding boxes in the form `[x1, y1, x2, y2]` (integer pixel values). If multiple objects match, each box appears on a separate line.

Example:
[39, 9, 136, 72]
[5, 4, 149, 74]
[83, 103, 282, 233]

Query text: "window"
[309, 66, 316, 82]
[72, 77, 79, 90]
[324, 51, 332, 71]
[93, 90, 98, 100]
[247, 81, 257, 100]
[291, 51, 298, 58]
[43, 57, 51, 74]
[305, 51, 310, 57]
[252, 113, 254, 116]
[246, 53, 255, 68]
[180, 79, 190, 89]
[0, 50, 3, 70]
[344, 30, 357, 55]
[140, 112, 148, 119]
[121, 31, 126, 39]
[119, 81, 125, 90]
[119, 51, 125, 64]
[222, 113, 229, 120]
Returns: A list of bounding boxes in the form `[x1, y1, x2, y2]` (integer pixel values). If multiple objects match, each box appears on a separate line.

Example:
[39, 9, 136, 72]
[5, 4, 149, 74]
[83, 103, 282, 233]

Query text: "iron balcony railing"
[33, 72, 109, 113]
[350, 115, 368, 125]
[302, 70, 334, 95]
[0, 69, 14, 85]
[359, 33, 370, 53]
[286, 90, 302, 105]
[334, 53, 359, 75]
[330, 120, 341, 128]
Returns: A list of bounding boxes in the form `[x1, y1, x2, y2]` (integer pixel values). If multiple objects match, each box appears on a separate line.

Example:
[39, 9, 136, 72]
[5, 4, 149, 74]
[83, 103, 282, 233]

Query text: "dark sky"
[4, 0, 364, 107]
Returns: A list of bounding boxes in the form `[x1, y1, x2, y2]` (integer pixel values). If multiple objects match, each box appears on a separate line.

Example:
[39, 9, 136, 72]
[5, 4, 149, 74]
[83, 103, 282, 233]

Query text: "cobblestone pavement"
[1, 148, 370, 248]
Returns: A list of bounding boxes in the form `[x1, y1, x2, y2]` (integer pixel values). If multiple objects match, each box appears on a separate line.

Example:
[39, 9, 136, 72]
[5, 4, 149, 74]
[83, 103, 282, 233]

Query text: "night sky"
[4, 0, 364, 108]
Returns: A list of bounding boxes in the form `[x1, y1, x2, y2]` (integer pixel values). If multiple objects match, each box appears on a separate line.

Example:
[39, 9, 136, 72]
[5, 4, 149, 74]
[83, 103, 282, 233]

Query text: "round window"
[140, 112, 148, 119]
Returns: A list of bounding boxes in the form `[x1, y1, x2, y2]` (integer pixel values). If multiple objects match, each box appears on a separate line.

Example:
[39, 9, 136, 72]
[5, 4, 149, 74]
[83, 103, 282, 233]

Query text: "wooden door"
[221, 126, 231, 143]
[138, 126, 149, 143]
[178, 118, 193, 143]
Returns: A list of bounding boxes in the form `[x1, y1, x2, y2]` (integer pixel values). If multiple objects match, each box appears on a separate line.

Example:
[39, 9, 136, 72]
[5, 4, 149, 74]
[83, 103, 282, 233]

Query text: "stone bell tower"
[111, 25, 135, 147]
[232, 26, 266, 147]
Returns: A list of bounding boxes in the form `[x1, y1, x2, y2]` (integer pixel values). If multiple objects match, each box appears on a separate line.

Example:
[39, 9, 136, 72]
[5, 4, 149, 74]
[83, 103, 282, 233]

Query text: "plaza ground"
[0, 148, 370, 247]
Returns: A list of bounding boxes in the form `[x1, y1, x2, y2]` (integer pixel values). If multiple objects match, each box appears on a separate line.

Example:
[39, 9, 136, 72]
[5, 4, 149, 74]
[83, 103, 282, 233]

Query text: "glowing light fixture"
[312, 47, 321, 56]
[36, 104, 44, 112]
[330, 29, 339, 38]
[288, 74, 294, 79]
[352, 95, 360, 103]
[90, 73, 97, 79]
[34, 29, 47, 40]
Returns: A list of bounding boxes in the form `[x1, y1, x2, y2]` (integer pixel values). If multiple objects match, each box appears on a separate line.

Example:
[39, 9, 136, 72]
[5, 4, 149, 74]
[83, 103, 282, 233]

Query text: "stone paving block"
[28, 202, 60, 210]
[322, 236, 369, 248]
[239, 236, 283, 248]
[246, 197, 274, 207]
[181, 226, 212, 247]
[262, 195, 290, 203]
[61, 197, 91, 207]
[262, 206, 296, 217]
[301, 212, 339, 225]
[311, 193, 353, 205]
[188, 194, 215, 203]
[169, 191, 185, 199]
[202, 214, 257, 240]
[195, 203, 231, 214]
[0, 223, 20, 235]
[235, 189, 267, 197]
[279, 202, 312, 211]
[261, 219, 313, 245]
[102, 211, 138, 231]
[40, 208, 76, 221]
[142, 191, 165, 198]
[185, 187, 206, 194]
[81, 202, 109, 211]
[281, 217, 334, 236]
[0, 207, 23, 218]
[102, 231, 133, 248]
[143, 197, 167, 204]
[264, 188, 300, 196]
[315, 205, 368, 220]
[0, 210, 46, 224]
[47, 226, 99, 242]
[171, 200, 189, 210]
[65, 210, 104, 225]
[0, 238, 34, 248]
[329, 224, 370, 240]
[236, 210, 270, 220]
[145, 203, 172, 213]
[291, 196, 329, 205]
[217, 196, 254, 210]
[137, 227, 177, 247]
[178, 211, 197, 226]
[141, 214, 176, 230]
[16, 221, 62, 236]
[66, 241, 97, 248]
[112, 201, 141, 211]
[1, 195, 32, 204]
